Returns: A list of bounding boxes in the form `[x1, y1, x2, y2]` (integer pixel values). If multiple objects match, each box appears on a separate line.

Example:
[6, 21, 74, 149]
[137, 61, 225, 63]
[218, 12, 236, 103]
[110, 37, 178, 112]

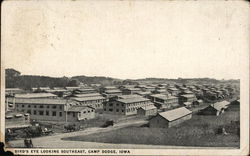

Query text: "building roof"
[124, 88, 141, 91]
[74, 93, 102, 98]
[15, 93, 57, 98]
[105, 89, 122, 93]
[180, 94, 196, 98]
[209, 101, 230, 111]
[117, 97, 150, 104]
[139, 105, 157, 111]
[13, 98, 70, 105]
[6, 88, 22, 91]
[158, 107, 192, 121]
[168, 88, 179, 91]
[118, 94, 143, 99]
[135, 91, 152, 95]
[150, 94, 177, 100]
[183, 102, 192, 106]
[67, 106, 94, 112]
[72, 96, 105, 102]
[104, 86, 117, 89]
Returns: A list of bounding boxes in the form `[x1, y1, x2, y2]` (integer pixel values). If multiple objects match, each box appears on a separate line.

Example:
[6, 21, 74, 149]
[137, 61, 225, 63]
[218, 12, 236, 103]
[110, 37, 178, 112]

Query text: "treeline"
[5, 69, 120, 90]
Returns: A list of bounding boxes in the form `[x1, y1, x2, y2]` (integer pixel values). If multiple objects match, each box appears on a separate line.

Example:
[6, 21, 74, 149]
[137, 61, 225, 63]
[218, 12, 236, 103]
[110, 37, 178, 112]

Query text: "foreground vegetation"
[63, 105, 239, 147]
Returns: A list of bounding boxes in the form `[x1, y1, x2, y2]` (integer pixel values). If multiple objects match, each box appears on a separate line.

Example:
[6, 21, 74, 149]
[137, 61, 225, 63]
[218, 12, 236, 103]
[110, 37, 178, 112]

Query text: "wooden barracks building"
[103, 96, 155, 116]
[11, 98, 95, 122]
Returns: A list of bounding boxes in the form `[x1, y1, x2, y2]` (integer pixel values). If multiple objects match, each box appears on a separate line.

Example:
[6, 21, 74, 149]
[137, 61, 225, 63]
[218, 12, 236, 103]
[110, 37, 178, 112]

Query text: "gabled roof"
[105, 89, 122, 93]
[118, 94, 143, 99]
[72, 96, 105, 102]
[180, 94, 196, 98]
[15, 93, 57, 98]
[117, 97, 150, 104]
[209, 101, 230, 111]
[135, 91, 152, 95]
[74, 93, 102, 98]
[13, 98, 70, 105]
[183, 102, 192, 106]
[139, 105, 157, 111]
[167, 88, 179, 91]
[158, 107, 192, 121]
[150, 94, 177, 100]
[124, 88, 141, 91]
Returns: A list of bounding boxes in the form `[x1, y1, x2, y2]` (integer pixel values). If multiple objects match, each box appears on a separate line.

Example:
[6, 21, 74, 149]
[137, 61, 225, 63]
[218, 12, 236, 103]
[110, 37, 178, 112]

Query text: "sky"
[1, 0, 249, 80]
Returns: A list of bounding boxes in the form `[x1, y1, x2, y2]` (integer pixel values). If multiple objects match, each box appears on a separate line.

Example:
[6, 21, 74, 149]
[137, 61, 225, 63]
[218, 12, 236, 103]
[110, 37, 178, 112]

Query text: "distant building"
[193, 99, 203, 106]
[202, 101, 230, 116]
[103, 89, 122, 97]
[167, 88, 180, 96]
[5, 88, 24, 96]
[149, 94, 179, 109]
[73, 88, 97, 94]
[103, 97, 154, 116]
[65, 86, 81, 91]
[135, 91, 152, 98]
[149, 107, 192, 128]
[137, 105, 157, 116]
[179, 94, 197, 104]
[71, 96, 106, 109]
[122, 88, 141, 95]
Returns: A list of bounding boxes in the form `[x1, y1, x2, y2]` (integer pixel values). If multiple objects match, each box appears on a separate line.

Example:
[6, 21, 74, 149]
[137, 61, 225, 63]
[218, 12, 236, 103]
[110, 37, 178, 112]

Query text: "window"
[59, 106, 62, 110]
[122, 110, 124, 112]
[39, 105, 44, 108]
[109, 103, 113, 106]
[28, 105, 31, 108]
[116, 103, 119, 106]
[73, 112, 75, 117]
[46, 111, 49, 116]
[22, 105, 24, 108]
[116, 109, 119, 112]
[122, 104, 124, 107]
[27, 110, 31, 114]
[52, 111, 56, 116]
[88, 110, 90, 113]
[109, 109, 113, 112]
[39, 111, 44, 115]
[104, 108, 106, 111]
[91, 110, 94, 112]
[34, 110, 37, 115]
[34, 105, 37, 108]
[59, 112, 62, 117]
[52, 105, 57, 109]
[47, 105, 50, 109]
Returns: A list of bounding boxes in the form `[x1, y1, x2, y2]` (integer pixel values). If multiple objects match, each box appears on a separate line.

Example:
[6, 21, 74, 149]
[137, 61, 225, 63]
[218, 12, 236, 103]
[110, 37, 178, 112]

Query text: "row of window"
[16, 104, 63, 110]
[104, 108, 124, 112]
[24, 109, 63, 117]
[79, 99, 105, 104]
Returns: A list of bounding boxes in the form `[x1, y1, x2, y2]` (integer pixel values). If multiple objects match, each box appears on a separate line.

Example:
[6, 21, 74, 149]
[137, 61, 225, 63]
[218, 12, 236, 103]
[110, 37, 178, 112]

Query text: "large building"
[71, 96, 106, 110]
[12, 98, 95, 122]
[149, 107, 192, 128]
[179, 94, 197, 104]
[167, 88, 180, 96]
[103, 97, 154, 116]
[149, 94, 179, 109]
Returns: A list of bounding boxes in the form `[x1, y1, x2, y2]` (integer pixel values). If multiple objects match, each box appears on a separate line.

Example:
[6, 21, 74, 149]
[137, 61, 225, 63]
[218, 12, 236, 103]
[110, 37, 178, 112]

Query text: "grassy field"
[63, 105, 240, 147]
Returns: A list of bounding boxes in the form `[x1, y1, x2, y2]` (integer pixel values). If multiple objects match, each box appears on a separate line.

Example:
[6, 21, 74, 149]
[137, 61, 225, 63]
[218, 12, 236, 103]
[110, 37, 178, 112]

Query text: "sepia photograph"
[1, 0, 249, 155]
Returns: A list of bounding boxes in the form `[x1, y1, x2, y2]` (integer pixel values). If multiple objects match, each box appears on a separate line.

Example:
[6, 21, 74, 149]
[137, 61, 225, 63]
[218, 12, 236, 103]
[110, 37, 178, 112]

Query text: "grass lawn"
[62, 105, 240, 147]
